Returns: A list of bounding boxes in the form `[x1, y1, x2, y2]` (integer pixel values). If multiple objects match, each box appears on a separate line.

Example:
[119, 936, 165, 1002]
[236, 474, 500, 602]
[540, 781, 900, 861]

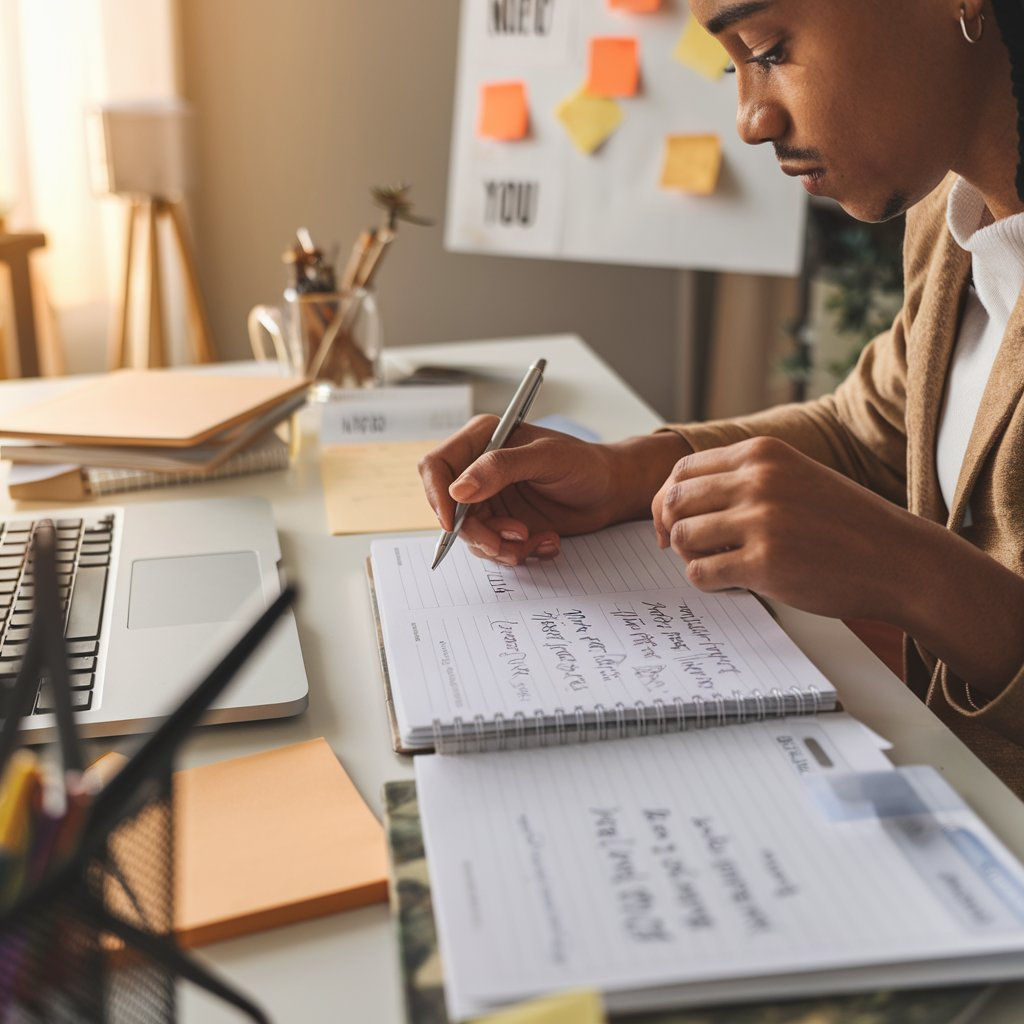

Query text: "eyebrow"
[704, 1, 774, 35]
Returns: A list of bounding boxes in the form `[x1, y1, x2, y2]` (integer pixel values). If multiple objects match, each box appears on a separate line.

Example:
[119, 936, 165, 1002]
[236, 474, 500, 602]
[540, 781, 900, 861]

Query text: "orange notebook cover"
[0, 369, 308, 447]
[173, 737, 388, 947]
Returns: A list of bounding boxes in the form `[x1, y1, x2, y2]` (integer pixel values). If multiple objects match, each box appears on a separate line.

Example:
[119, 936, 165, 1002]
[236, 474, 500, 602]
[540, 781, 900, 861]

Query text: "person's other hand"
[420, 417, 686, 565]
[652, 436, 921, 622]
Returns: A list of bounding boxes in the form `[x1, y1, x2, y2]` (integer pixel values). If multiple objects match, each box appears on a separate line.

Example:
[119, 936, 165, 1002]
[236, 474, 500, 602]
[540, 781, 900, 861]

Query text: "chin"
[835, 191, 911, 224]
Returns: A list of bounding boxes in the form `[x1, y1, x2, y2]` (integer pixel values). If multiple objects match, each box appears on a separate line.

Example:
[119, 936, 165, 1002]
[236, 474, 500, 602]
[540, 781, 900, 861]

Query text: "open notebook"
[367, 521, 836, 753]
[414, 714, 1024, 1020]
[381, 777, 993, 1024]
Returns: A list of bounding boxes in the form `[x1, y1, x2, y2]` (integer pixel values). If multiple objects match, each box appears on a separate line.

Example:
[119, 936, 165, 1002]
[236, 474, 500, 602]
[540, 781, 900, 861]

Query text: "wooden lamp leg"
[111, 196, 212, 370]
[166, 201, 216, 363]
[146, 198, 165, 368]
[110, 199, 138, 369]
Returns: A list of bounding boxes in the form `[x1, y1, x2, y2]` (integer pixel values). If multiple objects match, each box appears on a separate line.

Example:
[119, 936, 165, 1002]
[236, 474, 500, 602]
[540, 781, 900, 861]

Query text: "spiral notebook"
[413, 715, 1024, 1019]
[381, 777, 992, 1024]
[367, 521, 838, 754]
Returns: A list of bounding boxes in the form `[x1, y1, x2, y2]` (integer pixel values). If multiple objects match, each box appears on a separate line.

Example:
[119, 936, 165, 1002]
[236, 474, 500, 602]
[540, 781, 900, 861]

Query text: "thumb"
[449, 443, 555, 503]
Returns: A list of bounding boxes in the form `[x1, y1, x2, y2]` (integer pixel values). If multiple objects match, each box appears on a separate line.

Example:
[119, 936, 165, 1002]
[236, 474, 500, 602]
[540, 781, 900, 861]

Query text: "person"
[419, 0, 1024, 796]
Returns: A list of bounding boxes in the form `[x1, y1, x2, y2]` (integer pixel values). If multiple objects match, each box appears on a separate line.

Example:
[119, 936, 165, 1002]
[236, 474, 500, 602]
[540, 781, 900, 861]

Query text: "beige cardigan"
[669, 175, 1024, 798]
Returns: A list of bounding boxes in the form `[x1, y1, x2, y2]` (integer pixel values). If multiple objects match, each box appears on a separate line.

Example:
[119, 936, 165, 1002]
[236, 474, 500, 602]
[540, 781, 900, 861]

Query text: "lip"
[779, 163, 827, 195]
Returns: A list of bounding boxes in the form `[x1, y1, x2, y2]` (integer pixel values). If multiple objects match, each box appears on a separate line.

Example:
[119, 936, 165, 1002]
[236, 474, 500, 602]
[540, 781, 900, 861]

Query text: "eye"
[745, 39, 788, 73]
[723, 63, 736, 74]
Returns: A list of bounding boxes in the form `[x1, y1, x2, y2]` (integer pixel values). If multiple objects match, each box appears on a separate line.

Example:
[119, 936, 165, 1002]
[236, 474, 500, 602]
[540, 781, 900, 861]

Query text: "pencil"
[341, 228, 377, 292]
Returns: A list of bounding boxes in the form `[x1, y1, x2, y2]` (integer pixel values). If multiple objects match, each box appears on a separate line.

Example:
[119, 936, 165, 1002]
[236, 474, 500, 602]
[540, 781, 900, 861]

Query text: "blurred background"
[0, 0, 902, 423]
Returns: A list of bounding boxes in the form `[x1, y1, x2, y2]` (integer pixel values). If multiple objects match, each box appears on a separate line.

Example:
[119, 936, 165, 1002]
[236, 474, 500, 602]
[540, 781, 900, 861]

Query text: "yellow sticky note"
[673, 16, 732, 80]
[586, 37, 640, 97]
[479, 81, 530, 141]
[609, 0, 660, 11]
[471, 989, 606, 1024]
[660, 134, 723, 195]
[555, 87, 624, 154]
[319, 440, 440, 534]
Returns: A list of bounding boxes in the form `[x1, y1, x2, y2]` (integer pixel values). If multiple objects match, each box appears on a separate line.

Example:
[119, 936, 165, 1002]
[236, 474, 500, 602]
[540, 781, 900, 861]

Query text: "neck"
[971, 133, 1024, 220]
[953, 24, 1023, 221]
[972, 172, 1024, 223]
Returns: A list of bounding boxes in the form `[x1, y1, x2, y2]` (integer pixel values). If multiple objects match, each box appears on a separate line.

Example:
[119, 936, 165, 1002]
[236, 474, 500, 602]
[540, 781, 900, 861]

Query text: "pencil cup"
[0, 765, 178, 1022]
[248, 287, 383, 401]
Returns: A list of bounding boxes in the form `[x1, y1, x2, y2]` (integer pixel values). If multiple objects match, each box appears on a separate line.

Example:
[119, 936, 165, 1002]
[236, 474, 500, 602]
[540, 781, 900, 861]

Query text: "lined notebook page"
[415, 715, 1024, 1020]
[370, 522, 835, 742]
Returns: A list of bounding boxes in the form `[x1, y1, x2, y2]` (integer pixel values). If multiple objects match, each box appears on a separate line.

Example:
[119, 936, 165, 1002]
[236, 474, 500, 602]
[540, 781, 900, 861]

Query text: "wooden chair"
[0, 229, 47, 377]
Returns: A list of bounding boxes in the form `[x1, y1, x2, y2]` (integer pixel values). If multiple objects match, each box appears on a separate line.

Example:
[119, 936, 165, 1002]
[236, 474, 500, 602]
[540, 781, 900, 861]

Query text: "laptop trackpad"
[128, 552, 262, 629]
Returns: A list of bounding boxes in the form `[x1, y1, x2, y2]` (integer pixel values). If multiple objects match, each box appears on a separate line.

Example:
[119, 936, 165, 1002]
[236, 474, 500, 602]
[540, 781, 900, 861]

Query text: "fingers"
[418, 416, 499, 529]
[652, 437, 798, 548]
[420, 417, 570, 527]
[685, 549, 749, 592]
[653, 464, 734, 548]
[448, 429, 568, 504]
[462, 517, 561, 565]
[666, 511, 741, 562]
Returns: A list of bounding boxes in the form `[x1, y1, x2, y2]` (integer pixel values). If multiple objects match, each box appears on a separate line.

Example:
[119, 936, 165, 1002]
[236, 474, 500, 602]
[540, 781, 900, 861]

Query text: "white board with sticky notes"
[445, 0, 807, 276]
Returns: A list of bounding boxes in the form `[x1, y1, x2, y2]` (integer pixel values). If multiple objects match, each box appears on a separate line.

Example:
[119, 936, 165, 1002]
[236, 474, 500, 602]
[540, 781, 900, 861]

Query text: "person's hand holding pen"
[420, 364, 691, 567]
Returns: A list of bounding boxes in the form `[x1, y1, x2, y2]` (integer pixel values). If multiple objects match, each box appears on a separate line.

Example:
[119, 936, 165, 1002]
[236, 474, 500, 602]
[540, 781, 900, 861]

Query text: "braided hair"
[991, 0, 1024, 200]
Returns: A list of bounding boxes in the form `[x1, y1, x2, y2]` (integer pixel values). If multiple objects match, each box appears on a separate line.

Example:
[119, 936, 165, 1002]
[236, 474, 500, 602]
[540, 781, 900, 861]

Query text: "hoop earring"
[959, 4, 985, 43]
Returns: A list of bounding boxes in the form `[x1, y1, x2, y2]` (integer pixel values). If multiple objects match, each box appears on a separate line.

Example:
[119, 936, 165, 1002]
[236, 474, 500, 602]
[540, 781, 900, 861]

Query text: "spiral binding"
[431, 685, 828, 754]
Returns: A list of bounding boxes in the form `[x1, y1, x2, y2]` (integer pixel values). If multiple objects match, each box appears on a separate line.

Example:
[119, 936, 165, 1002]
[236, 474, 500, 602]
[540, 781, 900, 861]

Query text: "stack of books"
[0, 369, 308, 501]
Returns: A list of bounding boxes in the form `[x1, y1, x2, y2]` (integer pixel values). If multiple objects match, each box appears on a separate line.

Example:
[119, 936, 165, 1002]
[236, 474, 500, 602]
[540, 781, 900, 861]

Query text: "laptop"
[4, 495, 309, 741]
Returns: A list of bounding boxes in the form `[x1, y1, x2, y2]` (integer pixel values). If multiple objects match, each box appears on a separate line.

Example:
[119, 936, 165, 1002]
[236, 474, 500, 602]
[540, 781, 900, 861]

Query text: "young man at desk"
[420, 0, 1024, 798]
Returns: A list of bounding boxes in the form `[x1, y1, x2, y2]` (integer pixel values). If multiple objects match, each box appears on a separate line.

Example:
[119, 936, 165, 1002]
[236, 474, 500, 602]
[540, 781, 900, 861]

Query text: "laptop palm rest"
[128, 552, 262, 629]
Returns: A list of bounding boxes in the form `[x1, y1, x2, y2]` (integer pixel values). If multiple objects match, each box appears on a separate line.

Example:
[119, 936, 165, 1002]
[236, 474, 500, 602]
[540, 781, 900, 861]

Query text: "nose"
[736, 86, 787, 147]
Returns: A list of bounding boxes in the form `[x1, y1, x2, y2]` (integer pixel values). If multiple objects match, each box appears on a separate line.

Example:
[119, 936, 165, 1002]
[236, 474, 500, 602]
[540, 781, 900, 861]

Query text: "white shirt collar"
[946, 177, 1024, 324]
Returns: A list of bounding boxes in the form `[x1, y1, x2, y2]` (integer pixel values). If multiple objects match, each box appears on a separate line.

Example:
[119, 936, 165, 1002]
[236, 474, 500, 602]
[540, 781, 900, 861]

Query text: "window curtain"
[0, 0, 181, 375]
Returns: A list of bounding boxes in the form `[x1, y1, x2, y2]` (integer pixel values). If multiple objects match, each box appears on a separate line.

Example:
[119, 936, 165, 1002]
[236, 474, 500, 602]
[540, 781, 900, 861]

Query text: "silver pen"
[431, 358, 547, 570]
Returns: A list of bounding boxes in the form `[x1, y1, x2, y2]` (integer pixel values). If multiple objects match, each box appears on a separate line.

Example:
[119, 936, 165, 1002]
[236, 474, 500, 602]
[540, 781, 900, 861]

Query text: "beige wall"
[177, 0, 688, 418]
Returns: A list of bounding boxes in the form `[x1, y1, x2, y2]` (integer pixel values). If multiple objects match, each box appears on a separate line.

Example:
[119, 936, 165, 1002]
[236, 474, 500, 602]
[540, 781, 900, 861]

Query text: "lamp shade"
[87, 99, 192, 199]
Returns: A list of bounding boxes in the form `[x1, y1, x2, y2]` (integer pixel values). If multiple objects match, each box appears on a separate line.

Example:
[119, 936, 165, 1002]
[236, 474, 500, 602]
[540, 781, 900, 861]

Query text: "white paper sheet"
[415, 715, 1024, 1019]
[370, 522, 836, 746]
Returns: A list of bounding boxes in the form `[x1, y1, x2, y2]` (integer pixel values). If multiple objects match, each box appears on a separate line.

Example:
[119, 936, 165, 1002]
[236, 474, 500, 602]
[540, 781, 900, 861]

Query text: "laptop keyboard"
[0, 513, 115, 715]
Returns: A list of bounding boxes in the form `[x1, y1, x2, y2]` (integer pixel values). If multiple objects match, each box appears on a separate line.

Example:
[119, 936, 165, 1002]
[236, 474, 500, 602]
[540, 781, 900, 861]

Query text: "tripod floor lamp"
[90, 101, 216, 369]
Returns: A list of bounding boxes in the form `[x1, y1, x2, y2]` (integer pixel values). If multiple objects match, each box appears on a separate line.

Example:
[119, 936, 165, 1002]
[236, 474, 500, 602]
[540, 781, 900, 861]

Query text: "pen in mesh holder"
[0, 522, 294, 1022]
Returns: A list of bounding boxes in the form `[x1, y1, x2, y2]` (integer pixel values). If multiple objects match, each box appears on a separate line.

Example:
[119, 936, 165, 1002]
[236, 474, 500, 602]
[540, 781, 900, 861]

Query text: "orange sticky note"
[98, 738, 390, 949]
[659, 134, 723, 195]
[479, 81, 529, 141]
[173, 738, 389, 947]
[586, 37, 639, 97]
[609, 0, 660, 11]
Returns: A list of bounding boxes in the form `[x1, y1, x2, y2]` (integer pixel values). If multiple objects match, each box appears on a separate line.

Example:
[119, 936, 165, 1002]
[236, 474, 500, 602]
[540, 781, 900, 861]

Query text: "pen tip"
[431, 535, 448, 571]
[432, 528, 461, 569]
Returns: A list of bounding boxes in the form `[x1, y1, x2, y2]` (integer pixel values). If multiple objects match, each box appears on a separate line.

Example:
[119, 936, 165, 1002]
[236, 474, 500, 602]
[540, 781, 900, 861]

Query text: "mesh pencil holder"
[0, 521, 293, 1023]
[0, 759, 180, 1023]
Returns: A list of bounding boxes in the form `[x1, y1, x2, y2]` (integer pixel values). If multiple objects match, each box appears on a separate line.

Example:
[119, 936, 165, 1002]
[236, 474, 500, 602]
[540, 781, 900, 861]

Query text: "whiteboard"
[445, 0, 807, 276]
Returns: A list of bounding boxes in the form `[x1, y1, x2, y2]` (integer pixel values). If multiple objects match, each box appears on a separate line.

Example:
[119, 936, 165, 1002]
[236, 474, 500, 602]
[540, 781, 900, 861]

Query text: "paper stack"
[0, 369, 308, 501]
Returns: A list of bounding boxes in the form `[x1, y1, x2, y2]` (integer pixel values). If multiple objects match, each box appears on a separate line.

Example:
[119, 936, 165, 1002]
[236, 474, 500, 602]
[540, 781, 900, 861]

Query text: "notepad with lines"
[414, 714, 1024, 1019]
[368, 520, 837, 754]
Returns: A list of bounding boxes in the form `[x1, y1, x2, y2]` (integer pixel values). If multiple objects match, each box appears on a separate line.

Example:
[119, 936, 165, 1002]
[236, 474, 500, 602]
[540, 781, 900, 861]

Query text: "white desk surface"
[4, 334, 1023, 1022]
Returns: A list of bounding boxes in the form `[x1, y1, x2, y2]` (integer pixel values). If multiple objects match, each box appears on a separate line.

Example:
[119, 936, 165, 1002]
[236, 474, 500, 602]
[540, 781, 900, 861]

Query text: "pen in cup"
[431, 359, 546, 570]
